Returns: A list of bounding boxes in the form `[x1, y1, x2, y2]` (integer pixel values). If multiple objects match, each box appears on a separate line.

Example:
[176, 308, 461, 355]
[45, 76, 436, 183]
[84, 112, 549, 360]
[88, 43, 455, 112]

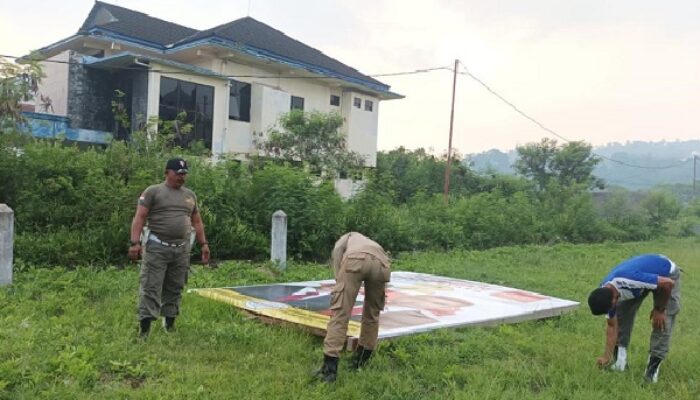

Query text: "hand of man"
[650, 309, 667, 331]
[128, 243, 142, 262]
[596, 355, 612, 368]
[201, 244, 210, 265]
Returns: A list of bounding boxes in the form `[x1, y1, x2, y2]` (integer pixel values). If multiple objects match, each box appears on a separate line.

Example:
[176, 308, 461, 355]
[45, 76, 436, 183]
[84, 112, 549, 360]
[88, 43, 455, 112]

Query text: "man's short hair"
[588, 287, 614, 315]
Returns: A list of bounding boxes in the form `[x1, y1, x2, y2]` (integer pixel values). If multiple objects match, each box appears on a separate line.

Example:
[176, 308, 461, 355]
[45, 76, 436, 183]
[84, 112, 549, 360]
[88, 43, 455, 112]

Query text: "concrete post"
[0, 204, 14, 286]
[271, 210, 287, 270]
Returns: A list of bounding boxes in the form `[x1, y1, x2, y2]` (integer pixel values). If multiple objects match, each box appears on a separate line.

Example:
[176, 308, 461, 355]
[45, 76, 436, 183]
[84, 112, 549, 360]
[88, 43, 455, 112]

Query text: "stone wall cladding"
[66, 51, 114, 132]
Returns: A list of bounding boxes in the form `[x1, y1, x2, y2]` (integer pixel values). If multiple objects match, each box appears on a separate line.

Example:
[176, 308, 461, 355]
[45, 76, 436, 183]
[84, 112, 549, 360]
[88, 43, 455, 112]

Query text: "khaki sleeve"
[191, 191, 199, 215]
[138, 186, 156, 209]
[332, 233, 351, 271]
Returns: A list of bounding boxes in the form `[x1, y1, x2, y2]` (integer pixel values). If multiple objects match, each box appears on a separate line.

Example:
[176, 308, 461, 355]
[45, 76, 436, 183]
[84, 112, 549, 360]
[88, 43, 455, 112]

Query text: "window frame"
[330, 94, 341, 106]
[290, 95, 305, 111]
[158, 76, 214, 150]
[229, 79, 251, 122]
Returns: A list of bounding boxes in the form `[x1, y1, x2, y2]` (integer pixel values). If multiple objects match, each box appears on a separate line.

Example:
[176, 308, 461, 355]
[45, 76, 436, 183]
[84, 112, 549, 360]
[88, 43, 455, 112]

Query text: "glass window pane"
[179, 81, 196, 111]
[229, 81, 251, 122]
[239, 84, 251, 121]
[229, 95, 241, 119]
[196, 85, 214, 118]
[159, 77, 178, 108]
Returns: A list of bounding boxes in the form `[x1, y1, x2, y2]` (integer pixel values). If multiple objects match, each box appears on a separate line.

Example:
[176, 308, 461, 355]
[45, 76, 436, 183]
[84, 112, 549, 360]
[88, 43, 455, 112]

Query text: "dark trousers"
[616, 269, 681, 359]
[138, 241, 191, 320]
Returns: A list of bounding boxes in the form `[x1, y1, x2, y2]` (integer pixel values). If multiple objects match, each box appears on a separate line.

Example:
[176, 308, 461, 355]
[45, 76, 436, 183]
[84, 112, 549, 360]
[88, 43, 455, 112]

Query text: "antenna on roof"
[247, 0, 252, 16]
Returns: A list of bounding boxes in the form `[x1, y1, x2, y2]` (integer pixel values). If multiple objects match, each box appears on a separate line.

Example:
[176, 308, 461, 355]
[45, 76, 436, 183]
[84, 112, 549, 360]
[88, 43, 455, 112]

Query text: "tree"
[0, 54, 44, 126]
[373, 147, 481, 204]
[514, 138, 604, 190]
[257, 110, 365, 176]
[640, 191, 681, 234]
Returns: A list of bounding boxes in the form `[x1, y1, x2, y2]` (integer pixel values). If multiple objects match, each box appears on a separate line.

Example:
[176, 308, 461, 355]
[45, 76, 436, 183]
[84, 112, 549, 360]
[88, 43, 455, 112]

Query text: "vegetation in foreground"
[1, 238, 698, 399]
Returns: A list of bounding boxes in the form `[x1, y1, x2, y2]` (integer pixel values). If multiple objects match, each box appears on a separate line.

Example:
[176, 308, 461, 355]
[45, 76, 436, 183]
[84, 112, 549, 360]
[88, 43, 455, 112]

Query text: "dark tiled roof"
[176, 17, 384, 87]
[78, 1, 197, 46]
[78, 2, 384, 88]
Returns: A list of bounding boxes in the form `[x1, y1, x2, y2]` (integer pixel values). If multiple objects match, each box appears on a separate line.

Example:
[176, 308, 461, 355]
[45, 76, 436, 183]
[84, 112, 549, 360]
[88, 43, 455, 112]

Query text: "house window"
[365, 100, 374, 112]
[229, 79, 251, 122]
[159, 76, 214, 150]
[291, 96, 305, 111]
[353, 97, 361, 108]
[330, 95, 340, 106]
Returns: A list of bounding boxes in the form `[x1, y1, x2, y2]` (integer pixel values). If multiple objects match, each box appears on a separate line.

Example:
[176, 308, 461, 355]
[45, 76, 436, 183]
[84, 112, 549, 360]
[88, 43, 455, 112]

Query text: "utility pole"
[443, 59, 459, 203]
[694, 155, 697, 196]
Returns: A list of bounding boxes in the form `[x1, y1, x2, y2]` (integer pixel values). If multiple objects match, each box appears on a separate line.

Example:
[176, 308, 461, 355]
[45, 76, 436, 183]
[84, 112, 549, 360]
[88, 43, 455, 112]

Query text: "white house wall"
[145, 69, 160, 123]
[341, 92, 379, 167]
[37, 51, 70, 116]
[226, 119, 252, 154]
[217, 60, 375, 160]
[257, 85, 290, 141]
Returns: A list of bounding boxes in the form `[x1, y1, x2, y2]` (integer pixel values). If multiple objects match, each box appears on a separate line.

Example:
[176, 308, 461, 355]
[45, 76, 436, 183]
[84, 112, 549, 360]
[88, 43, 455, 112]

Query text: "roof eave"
[167, 36, 398, 97]
[82, 51, 228, 80]
[86, 27, 167, 50]
[21, 34, 85, 61]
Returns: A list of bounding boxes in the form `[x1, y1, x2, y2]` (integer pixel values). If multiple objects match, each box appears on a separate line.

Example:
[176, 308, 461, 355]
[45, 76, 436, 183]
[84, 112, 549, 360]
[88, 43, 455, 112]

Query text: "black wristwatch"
[130, 240, 140, 246]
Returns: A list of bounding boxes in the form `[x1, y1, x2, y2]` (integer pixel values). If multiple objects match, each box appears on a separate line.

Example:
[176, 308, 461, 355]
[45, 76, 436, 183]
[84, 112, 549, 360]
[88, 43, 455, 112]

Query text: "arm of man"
[650, 276, 674, 331]
[597, 316, 618, 367]
[331, 233, 351, 275]
[191, 209, 210, 264]
[128, 205, 149, 261]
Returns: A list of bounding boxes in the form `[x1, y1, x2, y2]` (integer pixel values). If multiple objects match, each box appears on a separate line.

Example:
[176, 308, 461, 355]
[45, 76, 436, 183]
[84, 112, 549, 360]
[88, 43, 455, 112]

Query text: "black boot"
[313, 354, 339, 383]
[163, 317, 176, 332]
[644, 356, 663, 383]
[350, 345, 373, 369]
[138, 318, 153, 339]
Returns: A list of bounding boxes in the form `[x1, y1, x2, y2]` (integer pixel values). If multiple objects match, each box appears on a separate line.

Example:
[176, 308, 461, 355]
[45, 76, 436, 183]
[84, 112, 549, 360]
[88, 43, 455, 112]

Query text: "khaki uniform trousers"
[323, 253, 390, 357]
[138, 241, 191, 321]
[616, 268, 681, 359]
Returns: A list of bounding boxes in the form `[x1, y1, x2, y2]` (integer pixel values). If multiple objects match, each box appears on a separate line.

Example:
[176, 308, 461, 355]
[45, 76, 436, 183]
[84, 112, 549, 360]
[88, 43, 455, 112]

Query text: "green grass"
[1, 238, 698, 399]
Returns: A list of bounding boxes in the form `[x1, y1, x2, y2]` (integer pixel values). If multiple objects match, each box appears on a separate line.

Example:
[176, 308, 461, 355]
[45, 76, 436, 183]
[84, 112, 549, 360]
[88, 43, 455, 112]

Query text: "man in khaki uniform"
[315, 232, 391, 383]
[128, 158, 210, 339]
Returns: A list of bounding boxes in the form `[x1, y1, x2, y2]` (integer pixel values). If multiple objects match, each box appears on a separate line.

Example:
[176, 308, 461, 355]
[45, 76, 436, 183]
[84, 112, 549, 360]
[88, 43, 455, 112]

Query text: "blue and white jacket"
[601, 254, 677, 318]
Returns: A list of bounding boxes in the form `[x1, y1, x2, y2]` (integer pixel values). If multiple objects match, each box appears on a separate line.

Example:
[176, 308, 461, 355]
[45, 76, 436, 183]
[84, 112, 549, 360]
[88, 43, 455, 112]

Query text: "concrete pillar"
[271, 210, 287, 270]
[0, 204, 13, 286]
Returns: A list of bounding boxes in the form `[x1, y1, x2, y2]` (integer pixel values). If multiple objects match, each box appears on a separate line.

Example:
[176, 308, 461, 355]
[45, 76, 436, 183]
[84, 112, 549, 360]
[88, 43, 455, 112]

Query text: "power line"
[456, 64, 691, 170]
[370, 66, 451, 77]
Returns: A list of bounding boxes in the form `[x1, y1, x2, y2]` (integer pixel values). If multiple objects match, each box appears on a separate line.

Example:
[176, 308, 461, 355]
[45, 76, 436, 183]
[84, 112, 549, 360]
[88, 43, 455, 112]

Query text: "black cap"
[166, 158, 189, 174]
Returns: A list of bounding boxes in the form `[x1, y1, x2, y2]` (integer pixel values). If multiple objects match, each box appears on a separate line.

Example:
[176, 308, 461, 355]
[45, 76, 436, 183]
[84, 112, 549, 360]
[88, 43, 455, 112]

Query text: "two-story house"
[29, 1, 403, 167]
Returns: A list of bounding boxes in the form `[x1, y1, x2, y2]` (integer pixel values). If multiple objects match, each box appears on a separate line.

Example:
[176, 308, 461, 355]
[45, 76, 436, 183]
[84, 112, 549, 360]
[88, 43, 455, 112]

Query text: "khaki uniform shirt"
[332, 232, 390, 273]
[138, 182, 198, 242]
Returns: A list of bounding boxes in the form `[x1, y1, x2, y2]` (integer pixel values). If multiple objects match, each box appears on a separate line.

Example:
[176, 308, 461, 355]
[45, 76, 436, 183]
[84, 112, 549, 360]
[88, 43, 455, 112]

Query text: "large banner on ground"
[190, 272, 579, 340]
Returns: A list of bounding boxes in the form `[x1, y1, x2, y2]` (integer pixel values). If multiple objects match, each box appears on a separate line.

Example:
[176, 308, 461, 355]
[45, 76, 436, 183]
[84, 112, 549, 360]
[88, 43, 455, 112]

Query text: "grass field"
[1, 238, 698, 399]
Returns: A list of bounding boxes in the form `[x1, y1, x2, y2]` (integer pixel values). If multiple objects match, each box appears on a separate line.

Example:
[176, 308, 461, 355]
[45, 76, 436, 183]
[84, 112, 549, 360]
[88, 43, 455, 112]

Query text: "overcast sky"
[1, 0, 698, 154]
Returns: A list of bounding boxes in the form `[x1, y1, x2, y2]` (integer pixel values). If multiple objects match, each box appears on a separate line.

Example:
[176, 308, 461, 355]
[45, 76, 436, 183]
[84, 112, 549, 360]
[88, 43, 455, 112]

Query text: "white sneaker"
[611, 346, 627, 371]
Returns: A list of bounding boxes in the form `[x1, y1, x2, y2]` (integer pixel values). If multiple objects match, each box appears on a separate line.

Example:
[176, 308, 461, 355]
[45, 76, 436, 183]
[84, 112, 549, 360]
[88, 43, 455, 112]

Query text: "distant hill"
[466, 139, 700, 190]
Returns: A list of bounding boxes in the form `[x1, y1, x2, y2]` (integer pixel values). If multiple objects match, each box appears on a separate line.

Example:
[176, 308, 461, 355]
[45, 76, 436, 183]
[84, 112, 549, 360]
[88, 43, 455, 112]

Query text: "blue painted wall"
[21, 112, 113, 144]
